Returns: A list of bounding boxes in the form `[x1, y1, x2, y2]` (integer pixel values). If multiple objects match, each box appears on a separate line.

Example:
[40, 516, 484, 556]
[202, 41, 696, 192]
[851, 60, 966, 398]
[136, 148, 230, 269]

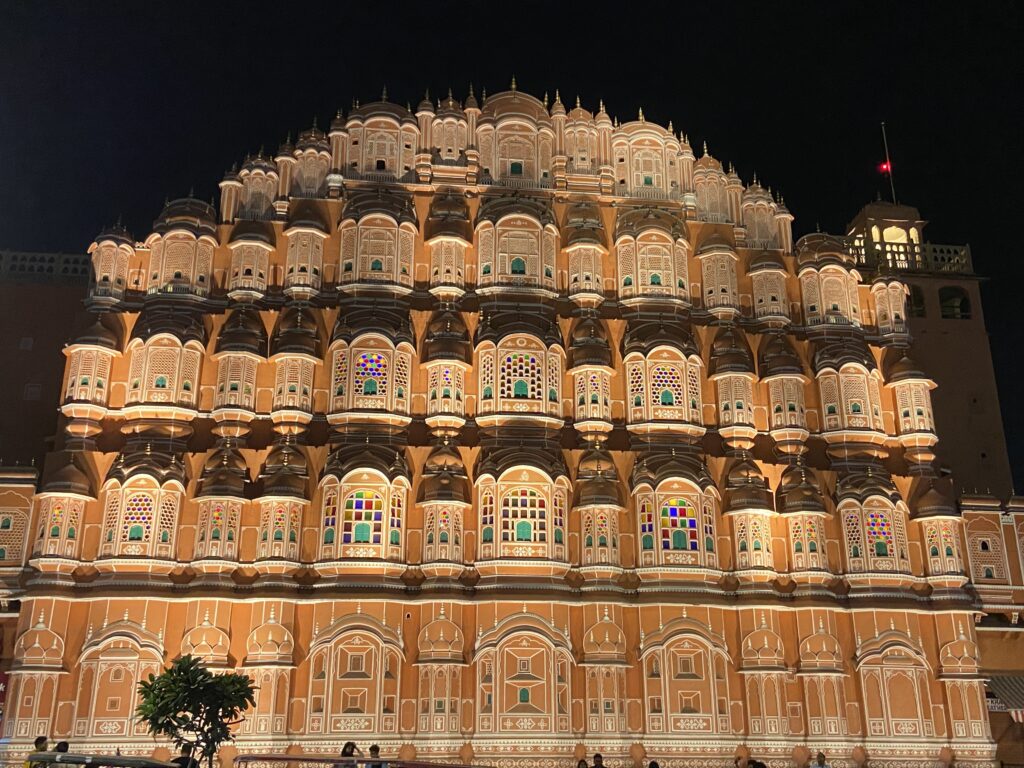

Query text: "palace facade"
[0, 82, 1022, 768]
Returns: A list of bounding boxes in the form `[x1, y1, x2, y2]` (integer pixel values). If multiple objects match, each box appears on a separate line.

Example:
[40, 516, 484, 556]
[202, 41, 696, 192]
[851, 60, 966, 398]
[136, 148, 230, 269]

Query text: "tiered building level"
[0, 83, 1021, 767]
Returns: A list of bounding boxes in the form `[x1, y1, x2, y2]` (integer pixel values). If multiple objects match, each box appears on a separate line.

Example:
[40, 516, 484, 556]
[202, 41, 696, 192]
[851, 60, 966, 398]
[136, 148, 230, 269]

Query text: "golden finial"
[510, 74, 517, 91]
[542, 91, 548, 108]
[381, 84, 388, 101]
[638, 107, 645, 122]
[599, 98, 605, 113]
[703, 140, 709, 156]
[575, 94, 581, 109]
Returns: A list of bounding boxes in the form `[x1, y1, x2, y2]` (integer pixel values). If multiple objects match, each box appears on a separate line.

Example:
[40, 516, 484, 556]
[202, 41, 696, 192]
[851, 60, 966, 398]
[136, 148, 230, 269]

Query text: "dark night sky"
[1, 1, 1022, 483]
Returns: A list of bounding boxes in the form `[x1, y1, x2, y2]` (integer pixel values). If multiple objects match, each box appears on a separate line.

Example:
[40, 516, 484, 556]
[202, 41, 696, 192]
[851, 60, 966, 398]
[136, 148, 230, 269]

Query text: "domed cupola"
[131, 306, 208, 347]
[569, 314, 612, 369]
[331, 298, 414, 348]
[215, 306, 268, 357]
[258, 440, 309, 501]
[106, 443, 188, 488]
[153, 196, 218, 239]
[475, 304, 563, 349]
[724, 456, 773, 514]
[777, 464, 830, 576]
[40, 452, 95, 497]
[748, 249, 787, 274]
[776, 463, 826, 515]
[245, 608, 295, 666]
[909, 475, 957, 519]
[758, 331, 804, 378]
[196, 443, 249, 499]
[295, 122, 330, 154]
[270, 305, 323, 359]
[419, 440, 470, 504]
[322, 442, 409, 485]
[795, 232, 854, 270]
[708, 324, 754, 377]
[423, 307, 470, 364]
[748, 249, 791, 323]
[622, 314, 699, 358]
[835, 464, 898, 504]
[574, 445, 624, 509]
[425, 191, 472, 243]
[634, 448, 715, 492]
[417, 606, 465, 664]
[565, 201, 605, 246]
[811, 336, 875, 374]
[225, 219, 274, 299]
[15, 612, 66, 670]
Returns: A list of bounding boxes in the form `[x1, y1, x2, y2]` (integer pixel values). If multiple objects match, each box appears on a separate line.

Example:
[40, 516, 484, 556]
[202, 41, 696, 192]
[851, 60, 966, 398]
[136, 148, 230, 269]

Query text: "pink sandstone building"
[0, 82, 1021, 767]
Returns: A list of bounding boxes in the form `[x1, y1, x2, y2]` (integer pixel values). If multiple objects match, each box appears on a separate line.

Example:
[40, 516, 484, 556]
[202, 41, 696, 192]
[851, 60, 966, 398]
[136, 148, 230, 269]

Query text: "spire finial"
[381, 84, 388, 101]
[510, 74, 517, 91]
[638, 107, 645, 122]
[599, 98, 606, 113]
[467, 82, 475, 98]
[542, 91, 548, 108]
[702, 140, 708, 156]
[576, 94, 581, 109]
[668, 119, 674, 133]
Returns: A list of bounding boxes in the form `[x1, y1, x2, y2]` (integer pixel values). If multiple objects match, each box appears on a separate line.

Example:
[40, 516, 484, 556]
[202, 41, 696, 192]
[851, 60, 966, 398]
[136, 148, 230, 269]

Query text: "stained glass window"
[343, 490, 384, 545]
[660, 498, 698, 551]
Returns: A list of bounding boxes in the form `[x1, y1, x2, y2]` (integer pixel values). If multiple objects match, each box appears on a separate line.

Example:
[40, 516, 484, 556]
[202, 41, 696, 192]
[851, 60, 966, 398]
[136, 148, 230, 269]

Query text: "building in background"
[0, 251, 90, 467]
[0, 85, 1020, 767]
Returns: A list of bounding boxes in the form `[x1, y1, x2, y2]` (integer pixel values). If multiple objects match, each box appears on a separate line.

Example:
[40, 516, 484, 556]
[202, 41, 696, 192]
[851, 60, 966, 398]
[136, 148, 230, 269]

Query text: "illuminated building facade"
[0, 83, 1022, 767]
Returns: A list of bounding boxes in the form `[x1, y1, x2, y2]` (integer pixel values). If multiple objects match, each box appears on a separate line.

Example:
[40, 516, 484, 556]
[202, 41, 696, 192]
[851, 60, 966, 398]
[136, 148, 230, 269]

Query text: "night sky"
[1, 1, 1021, 483]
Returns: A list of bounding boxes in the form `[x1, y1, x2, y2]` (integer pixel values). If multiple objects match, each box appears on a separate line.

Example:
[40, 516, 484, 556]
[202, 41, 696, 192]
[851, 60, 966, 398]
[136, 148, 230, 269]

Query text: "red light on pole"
[878, 161, 891, 173]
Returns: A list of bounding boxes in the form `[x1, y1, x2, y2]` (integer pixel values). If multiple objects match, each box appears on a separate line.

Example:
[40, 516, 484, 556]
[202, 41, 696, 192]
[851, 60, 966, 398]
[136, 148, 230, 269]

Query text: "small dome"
[216, 306, 268, 357]
[420, 442, 470, 504]
[708, 324, 754, 377]
[748, 250, 787, 273]
[270, 305, 322, 358]
[795, 232, 854, 268]
[622, 315, 699, 358]
[16, 613, 65, 669]
[332, 299, 414, 347]
[295, 123, 329, 153]
[258, 441, 309, 500]
[42, 453, 94, 497]
[581, 616, 627, 663]
[228, 219, 276, 246]
[883, 348, 930, 383]
[568, 315, 611, 369]
[153, 197, 217, 238]
[197, 444, 249, 498]
[131, 307, 208, 346]
[910, 476, 957, 519]
[812, 336, 875, 373]
[758, 332, 805, 378]
[565, 201, 606, 249]
[614, 206, 688, 241]
[476, 445, 568, 482]
[631, 449, 714, 491]
[724, 457, 773, 513]
[246, 609, 294, 665]
[286, 200, 330, 234]
[181, 615, 231, 667]
[322, 443, 408, 483]
[696, 232, 734, 255]
[72, 314, 121, 350]
[342, 188, 418, 227]
[574, 446, 623, 507]
[423, 307, 470, 364]
[106, 445, 187, 487]
[476, 194, 555, 227]
[417, 612, 465, 663]
[835, 465, 898, 503]
[776, 464, 825, 515]
[425, 192, 471, 242]
[474, 305, 563, 348]
[94, 221, 134, 245]
[799, 625, 843, 671]
[741, 626, 786, 669]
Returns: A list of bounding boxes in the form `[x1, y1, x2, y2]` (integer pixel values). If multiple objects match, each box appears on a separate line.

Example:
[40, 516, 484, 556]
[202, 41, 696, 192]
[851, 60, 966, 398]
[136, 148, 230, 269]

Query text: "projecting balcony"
[565, 161, 599, 176]
[850, 239, 973, 274]
[147, 277, 209, 297]
[481, 173, 554, 190]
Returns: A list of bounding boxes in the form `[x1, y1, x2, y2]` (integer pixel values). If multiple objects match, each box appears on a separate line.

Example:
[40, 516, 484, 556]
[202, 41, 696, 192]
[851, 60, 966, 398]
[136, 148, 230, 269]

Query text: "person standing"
[171, 745, 200, 768]
[25, 736, 48, 768]
[815, 752, 832, 768]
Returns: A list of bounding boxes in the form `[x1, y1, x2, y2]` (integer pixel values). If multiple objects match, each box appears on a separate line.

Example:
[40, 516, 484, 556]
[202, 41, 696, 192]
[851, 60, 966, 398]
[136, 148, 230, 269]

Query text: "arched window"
[660, 498, 698, 551]
[511, 257, 527, 275]
[939, 286, 971, 319]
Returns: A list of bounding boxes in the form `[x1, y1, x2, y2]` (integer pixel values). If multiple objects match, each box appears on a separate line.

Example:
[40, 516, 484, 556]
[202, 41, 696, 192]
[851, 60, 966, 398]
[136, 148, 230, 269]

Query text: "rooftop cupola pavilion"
[0, 79, 1020, 768]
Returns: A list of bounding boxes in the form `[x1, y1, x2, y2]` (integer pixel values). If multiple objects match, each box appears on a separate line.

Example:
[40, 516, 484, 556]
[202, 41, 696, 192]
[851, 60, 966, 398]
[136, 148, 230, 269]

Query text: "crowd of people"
[23, 735, 836, 768]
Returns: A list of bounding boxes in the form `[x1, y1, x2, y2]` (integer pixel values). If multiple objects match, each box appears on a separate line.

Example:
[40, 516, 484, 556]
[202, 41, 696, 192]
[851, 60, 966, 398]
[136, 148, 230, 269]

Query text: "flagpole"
[881, 121, 897, 204]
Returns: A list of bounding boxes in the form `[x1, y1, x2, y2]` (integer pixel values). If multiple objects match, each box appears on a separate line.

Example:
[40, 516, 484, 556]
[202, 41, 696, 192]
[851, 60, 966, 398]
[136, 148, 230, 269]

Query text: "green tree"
[136, 655, 256, 768]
